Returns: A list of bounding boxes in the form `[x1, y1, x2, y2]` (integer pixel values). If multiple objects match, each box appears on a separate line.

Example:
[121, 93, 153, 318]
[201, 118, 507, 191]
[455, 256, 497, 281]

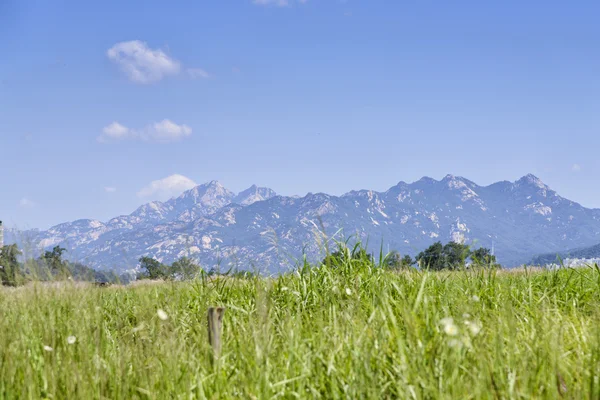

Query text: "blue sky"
[1, 0, 599, 229]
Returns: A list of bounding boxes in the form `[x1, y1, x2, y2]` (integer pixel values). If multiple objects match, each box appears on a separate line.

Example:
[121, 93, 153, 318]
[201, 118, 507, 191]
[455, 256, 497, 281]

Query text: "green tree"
[42, 246, 70, 279]
[0, 244, 22, 286]
[384, 251, 415, 269]
[417, 241, 471, 270]
[68, 261, 121, 283]
[416, 241, 444, 270]
[171, 257, 201, 280]
[443, 242, 471, 270]
[471, 247, 500, 268]
[402, 255, 415, 268]
[384, 250, 403, 269]
[138, 256, 170, 280]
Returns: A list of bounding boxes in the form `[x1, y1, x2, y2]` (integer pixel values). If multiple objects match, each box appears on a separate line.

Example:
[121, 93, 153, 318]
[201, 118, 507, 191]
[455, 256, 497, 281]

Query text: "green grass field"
[2, 258, 600, 399]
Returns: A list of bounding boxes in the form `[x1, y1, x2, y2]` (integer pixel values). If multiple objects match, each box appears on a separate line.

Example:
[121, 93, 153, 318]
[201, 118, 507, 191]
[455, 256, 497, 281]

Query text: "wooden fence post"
[207, 307, 226, 360]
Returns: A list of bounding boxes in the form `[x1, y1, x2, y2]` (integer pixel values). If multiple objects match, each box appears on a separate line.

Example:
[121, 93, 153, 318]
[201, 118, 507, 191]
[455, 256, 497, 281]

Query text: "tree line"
[2, 239, 499, 286]
[0, 244, 126, 286]
[137, 256, 201, 280]
[322, 241, 499, 271]
[0, 242, 250, 287]
[137, 256, 256, 281]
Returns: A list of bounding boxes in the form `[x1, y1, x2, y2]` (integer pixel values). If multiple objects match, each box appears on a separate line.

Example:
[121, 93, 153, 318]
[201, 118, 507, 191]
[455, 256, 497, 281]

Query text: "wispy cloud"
[19, 198, 36, 208]
[104, 187, 117, 193]
[137, 174, 198, 199]
[107, 40, 209, 84]
[187, 68, 211, 79]
[572, 164, 582, 172]
[98, 120, 192, 143]
[253, 0, 307, 6]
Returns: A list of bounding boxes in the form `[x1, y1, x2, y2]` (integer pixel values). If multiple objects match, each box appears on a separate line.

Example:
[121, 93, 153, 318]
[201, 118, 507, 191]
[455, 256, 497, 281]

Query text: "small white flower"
[281, 286, 289, 291]
[471, 295, 480, 302]
[67, 336, 77, 345]
[444, 324, 458, 336]
[43, 345, 53, 352]
[440, 317, 458, 336]
[462, 313, 471, 319]
[345, 288, 352, 296]
[468, 322, 482, 336]
[157, 309, 169, 321]
[447, 338, 463, 349]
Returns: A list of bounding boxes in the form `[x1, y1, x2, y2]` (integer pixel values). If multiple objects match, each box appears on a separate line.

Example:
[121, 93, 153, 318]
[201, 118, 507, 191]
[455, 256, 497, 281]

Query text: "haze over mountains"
[7, 174, 600, 274]
[532, 243, 600, 266]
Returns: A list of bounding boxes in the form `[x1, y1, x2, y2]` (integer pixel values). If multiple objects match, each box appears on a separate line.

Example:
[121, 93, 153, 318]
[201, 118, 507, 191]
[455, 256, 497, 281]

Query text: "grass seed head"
[157, 309, 169, 321]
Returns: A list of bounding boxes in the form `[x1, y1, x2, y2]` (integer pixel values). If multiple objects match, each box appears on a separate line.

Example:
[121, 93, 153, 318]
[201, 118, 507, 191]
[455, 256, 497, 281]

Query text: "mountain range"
[6, 174, 600, 274]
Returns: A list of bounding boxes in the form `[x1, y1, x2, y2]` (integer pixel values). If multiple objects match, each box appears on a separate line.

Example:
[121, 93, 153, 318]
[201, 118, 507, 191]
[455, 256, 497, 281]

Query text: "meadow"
[1, 255, 600, 399]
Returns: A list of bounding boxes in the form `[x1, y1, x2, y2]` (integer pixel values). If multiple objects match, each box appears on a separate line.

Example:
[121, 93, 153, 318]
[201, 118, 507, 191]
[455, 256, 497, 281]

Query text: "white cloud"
[253, 0, 307, 6]
[104, 187, 117, 193]
[138, 174, 198, 199]
[107, 40, 181, 84]
[572, 164, 582, 172]
[19, 198, 36, 208]
[99, 122, 131, 143]
[147, 119, 192, 142]
[98, 119, 192, 143]
[187, 68, 211, 79]
[107, 40, 210, 84]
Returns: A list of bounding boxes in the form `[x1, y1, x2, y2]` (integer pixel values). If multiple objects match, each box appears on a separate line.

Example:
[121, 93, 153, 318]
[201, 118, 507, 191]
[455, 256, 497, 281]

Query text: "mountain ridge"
[6, 174, 600, 273]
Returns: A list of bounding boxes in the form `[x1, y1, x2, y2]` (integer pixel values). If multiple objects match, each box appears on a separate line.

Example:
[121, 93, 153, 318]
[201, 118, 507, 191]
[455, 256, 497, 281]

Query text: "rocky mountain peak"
[515, 174, 547, 190]
[415, 176, 438, 185]
[131, 201, 169, 218]
[441, 174, 475, 190]
[234, 185, 277, 206]
[177, 181, 234, 203]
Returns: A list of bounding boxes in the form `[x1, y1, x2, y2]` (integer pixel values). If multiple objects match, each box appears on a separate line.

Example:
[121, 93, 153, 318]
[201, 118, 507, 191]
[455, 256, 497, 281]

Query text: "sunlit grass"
[1, 258, 600, 398]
